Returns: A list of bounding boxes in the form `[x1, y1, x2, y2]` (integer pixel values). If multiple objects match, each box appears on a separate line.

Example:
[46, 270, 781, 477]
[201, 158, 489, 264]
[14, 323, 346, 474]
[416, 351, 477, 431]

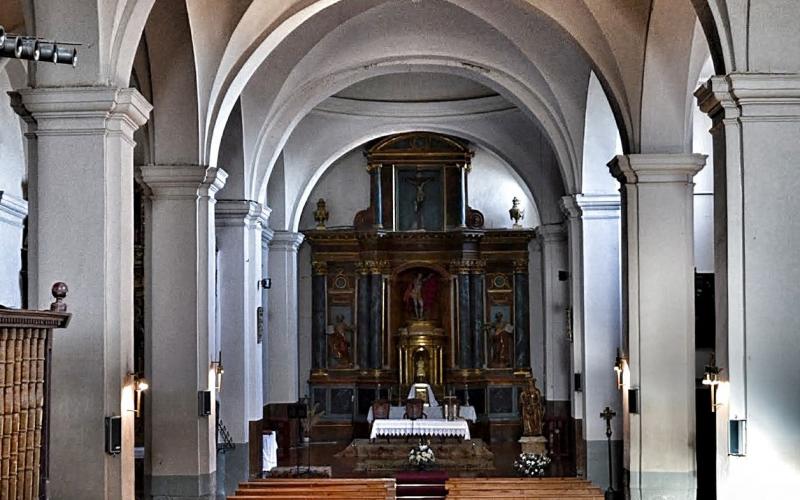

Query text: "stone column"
[452, 260, 472, 369]
[369, 265, 384, 369]
[469, 262, 485, 368]
[562, 194, 623, 490]
[356, 264, 371, 369]
[141, 165, 226, 499]
[267, 231, 304, 403]
[311, 261, 327, 370]
[214, 199, 266, 493]
[696, 74, 800, 498]
[18, 87, 150, 500]
[260, 225, 274, 402]
[535, 224, 570, 415]
[368, 164, 383, 228]
[512, 259, 531, 369]
[609, 154, 704, 500]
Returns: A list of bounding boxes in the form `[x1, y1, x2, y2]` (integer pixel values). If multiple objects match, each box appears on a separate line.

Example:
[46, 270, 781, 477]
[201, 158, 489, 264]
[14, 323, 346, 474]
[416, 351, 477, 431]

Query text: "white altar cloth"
[369, 419, 471, 440]
[261, 432, 278, 472]
[407, 383, 439, 407]
[367, 405, 477, 423]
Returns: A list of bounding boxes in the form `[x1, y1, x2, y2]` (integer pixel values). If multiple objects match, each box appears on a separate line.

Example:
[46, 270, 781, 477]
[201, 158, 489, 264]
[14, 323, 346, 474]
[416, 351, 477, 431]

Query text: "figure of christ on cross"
[405, 169, 434, 229]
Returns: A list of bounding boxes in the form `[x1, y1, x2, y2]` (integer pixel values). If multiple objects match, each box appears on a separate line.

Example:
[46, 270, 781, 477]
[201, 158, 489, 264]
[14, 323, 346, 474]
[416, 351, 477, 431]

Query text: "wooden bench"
[446, 477, 604, 500]
[228, 478, 396, 500]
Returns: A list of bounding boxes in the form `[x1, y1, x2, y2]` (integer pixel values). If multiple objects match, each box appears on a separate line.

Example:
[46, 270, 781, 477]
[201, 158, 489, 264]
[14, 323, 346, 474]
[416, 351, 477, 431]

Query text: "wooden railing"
[0, 283, 70, 500]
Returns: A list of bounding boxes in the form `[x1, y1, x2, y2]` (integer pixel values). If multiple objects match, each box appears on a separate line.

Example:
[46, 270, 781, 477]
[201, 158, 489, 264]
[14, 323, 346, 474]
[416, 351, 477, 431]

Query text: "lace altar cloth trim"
[370, 419, 471, 440]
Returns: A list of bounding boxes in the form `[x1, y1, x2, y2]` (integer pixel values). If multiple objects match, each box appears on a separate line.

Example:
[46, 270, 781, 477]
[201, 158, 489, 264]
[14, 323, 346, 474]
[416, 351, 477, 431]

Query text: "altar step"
[395, 471, 447, 500]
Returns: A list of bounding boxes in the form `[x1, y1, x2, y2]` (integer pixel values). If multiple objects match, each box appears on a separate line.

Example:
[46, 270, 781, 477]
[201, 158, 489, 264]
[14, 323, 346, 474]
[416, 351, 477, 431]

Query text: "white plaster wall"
[581, 73, 622, 194]
[297, 149, 369, 230]
[692, 90, 714, 273]
[467, 149, 536, 229]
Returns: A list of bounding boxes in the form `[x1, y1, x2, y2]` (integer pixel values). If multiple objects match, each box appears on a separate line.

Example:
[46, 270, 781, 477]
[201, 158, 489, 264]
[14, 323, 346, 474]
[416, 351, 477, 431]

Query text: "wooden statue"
[520, 377, 544, 436]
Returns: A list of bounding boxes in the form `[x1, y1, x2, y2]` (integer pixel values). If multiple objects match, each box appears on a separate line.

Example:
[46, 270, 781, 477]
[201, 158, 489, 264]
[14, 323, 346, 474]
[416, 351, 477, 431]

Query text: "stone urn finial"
[509, 197, 525, 229]
[314, 198, 329, 229]
[50, 282, 68, 312]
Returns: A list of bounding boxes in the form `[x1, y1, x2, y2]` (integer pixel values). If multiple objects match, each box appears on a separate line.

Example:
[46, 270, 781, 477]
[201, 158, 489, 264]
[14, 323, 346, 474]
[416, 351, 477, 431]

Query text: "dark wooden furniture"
[403, 398, 426, 420]
[229, 478, 397, 499]
[371, 399, 390, 420]
[0, 283, 71, 500]
[445, 477, 604, 499]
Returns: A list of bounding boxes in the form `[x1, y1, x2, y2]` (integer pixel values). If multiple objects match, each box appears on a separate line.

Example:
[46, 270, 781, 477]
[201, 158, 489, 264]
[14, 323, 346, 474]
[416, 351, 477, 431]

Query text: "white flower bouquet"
[513, 452, 551, 477]
[408, 441, 436, 469]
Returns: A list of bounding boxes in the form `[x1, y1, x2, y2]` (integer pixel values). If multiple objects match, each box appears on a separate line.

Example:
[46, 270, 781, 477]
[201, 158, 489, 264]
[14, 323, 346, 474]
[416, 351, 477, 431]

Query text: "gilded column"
[452, 259, 472, 369]
[356, 263, 370, 368]
[513, 258, 531, 368]
[470, 260, 486, 368]
[311, 261, 328, 370]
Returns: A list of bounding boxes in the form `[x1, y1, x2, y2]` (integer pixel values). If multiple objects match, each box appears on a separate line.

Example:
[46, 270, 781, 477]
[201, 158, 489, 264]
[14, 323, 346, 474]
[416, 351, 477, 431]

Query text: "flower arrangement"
[408, 441, 436, 469]
[513, 452, 551, 477]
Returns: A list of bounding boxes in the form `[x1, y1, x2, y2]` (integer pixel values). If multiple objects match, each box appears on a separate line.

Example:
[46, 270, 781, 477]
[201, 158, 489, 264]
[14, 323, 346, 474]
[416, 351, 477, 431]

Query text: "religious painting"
[487, 304, 513, 368]
[327, 306, 353, 368]
[396, 167, 443, 231]
[397, 267, 442, 323]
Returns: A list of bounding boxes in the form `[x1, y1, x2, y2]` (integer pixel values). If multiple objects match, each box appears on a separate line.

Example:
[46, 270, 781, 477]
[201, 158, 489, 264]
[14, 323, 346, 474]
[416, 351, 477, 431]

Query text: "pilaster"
[696, 73, 800, 498]
[609, 154, 704, 500]
[534, 223, 569, 408]
[214, 199, 265, 493]
[267, 231, 304, 402]
[17, 86, 151, 500]
[141, 165, 227, 500]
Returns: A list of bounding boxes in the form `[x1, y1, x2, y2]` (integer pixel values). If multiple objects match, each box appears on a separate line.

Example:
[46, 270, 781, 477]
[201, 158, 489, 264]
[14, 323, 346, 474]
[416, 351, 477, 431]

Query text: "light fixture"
[0, 26, 78, 66]
[212, 351, 224, 392]
[131, 373, 149, 417]
[702, 353, 723, 412]
[613, 348, 625, 389]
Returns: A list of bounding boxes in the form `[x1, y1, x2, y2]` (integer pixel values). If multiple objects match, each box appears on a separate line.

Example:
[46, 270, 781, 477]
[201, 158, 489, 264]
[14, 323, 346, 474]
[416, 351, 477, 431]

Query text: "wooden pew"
[446, 477, 604, 500]
[228, 478, 396, 500]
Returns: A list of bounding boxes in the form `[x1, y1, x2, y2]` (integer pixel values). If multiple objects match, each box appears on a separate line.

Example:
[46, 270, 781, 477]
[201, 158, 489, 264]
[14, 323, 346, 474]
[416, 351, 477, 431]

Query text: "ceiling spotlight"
[37, 42, 59, 64]
[0, 26, 78, 66]
[19, 38, 40, 61]
[1, 34, 23, 59]
[55, 45, 77, 67]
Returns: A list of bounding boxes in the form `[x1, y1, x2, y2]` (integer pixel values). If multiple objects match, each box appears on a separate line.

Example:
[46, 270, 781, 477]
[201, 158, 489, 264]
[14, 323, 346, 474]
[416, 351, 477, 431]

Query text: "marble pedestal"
[519, 436, 548, 455]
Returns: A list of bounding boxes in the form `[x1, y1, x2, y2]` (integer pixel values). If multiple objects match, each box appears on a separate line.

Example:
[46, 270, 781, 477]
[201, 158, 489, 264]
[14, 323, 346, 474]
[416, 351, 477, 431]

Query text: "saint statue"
[489, 311, 513, 368]
[414, 357, 427, 383]
[520, 377, 544, 436]
[327, 315, 352, 368]
[405, 170, 434, 229]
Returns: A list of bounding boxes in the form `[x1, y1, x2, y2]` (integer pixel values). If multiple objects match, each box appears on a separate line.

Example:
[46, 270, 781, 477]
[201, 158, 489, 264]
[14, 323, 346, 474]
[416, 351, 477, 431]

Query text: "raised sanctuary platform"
[336, 438, 495, 472]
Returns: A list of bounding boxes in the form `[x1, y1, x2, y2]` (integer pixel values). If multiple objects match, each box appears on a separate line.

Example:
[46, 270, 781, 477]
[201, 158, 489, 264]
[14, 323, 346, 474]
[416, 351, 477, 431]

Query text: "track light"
[0, 26, 78, 66]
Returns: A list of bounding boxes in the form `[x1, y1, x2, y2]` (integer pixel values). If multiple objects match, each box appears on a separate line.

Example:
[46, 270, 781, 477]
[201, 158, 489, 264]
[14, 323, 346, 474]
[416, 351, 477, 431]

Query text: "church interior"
[0, 1, 799, 499]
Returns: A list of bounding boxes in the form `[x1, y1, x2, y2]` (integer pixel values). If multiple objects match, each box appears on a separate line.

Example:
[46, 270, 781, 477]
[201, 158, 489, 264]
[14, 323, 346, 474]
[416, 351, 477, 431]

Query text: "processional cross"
[600, 406, 617, 499]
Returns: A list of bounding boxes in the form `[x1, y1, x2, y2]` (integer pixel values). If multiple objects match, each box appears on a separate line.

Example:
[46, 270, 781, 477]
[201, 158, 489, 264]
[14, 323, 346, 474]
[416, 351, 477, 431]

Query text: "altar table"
[367, 405, 477, 423]
[369, 419, 471, 440]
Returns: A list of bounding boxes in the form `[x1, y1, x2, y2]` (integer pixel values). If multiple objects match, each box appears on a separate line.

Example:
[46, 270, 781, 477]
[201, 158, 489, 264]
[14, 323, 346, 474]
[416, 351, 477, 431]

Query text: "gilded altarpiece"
[305, 133, 536, 433]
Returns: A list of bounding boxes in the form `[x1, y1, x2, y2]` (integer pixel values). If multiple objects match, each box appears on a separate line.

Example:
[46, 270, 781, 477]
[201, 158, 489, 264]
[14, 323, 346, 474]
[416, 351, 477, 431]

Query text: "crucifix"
[405, 170, 434, 229]
[600, 406, 617, 499]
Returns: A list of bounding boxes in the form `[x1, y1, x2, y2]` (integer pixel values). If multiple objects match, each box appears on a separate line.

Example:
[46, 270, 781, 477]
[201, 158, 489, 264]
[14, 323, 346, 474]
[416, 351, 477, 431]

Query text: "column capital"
[559, 195, 582, 220]
[0, 191, 28, 228]
[215, 200, 263, 228]
[534, 223, 566, 243]
[575, 194, 620, 220]
[608, 154, 705, 185]
[17, 86, 152, 142]
[696, 73, 800, 121]
[140, 165, 228, 200]
[269, 231, 304, 252]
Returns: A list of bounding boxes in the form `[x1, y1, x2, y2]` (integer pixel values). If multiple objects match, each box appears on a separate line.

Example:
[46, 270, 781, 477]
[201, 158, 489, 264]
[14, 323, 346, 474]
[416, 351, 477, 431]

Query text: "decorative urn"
[314, 198, 329, 229]
[509, 197, 525, 228]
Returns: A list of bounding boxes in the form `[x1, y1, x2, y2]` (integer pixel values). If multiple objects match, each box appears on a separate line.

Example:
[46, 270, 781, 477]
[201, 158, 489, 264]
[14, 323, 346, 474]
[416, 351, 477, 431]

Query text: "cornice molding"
[608, 154, 706, 185]
[575, 194, 620, 220]
[16, 87, 152, 143]
[0, 191, 28, 227]
[696, 73, 800, 122]
[140, 165, 228, 201]
[270, 230, 304, 251]
[534, 223, 566, 243]
[216, 199, 262, 228]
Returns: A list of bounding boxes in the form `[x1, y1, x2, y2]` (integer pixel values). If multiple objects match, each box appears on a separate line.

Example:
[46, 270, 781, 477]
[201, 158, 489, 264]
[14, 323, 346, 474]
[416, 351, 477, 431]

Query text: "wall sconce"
[212, 352, 224, 392]
[131, 373, 149, 417]
[258, 278, 272, 290]
[613, 348, 626, 389]
[702, 354, 723, 412]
